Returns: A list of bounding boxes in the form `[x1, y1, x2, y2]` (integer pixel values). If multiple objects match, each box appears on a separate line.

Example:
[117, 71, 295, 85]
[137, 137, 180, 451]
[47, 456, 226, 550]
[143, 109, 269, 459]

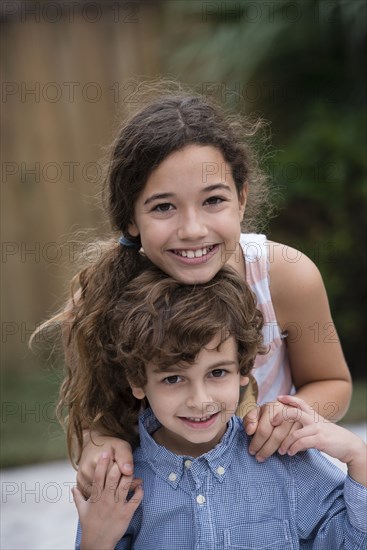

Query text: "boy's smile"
[130, 335, 249, 457]
[128, 145, 247, 284]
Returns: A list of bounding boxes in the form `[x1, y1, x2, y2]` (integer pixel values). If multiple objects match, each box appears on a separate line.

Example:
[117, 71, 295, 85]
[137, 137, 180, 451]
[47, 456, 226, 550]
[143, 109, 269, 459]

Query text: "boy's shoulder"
[133, 409, 346, 491]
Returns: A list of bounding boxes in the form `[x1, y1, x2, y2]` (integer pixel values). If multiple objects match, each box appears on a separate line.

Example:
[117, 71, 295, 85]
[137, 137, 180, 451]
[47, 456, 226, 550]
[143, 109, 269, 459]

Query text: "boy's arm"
[279, 396, 366, 545]
[73, 452, 143, 549]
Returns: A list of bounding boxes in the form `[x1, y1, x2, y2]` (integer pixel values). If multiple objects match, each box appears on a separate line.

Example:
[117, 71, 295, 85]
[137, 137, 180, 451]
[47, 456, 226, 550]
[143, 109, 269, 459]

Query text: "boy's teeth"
[186, 415, 212, 422]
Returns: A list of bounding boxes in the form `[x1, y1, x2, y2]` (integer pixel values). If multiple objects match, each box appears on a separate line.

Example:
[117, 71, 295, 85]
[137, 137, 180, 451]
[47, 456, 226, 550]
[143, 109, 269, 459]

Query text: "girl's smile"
[128, 145, 247, 284]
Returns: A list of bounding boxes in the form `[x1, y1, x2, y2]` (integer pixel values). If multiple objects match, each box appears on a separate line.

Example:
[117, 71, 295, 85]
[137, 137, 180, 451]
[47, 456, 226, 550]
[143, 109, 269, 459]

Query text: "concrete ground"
[1, 423, 366, 550]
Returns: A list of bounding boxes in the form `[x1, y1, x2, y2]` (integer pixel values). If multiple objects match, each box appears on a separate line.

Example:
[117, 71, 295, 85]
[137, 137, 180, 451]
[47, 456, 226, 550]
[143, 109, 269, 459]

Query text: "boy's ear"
[129, 384, 146, 400]
[239, 375, 250, 388]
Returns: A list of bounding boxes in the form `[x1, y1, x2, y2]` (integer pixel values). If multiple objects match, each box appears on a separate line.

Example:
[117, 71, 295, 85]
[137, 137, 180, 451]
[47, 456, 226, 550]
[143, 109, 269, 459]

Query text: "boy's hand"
[73, 452, 143, 550]
[77, 433, 134, 498]
[244, 400, 301, 462]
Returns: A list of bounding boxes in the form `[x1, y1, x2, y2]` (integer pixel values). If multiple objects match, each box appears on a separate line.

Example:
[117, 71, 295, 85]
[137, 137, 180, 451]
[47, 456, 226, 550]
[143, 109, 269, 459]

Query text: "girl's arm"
[245, 242, 352, 461]
[77, 431, 134, 497]
[270, 241, 352, 416]
[277, 395, 366, 487]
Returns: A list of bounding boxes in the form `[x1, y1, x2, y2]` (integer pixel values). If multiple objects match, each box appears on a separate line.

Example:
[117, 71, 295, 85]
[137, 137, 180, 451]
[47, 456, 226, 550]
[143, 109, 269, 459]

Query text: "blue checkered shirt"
[76, 408, 366, 549]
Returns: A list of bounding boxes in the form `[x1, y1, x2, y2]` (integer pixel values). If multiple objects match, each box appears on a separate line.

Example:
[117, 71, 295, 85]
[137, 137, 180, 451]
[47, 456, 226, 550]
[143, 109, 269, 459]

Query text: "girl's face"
[128, 145, 247, 284]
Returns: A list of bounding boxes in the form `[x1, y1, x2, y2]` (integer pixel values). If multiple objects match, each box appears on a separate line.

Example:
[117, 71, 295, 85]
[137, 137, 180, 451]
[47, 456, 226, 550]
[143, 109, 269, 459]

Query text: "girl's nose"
[177, 209, 209, 241]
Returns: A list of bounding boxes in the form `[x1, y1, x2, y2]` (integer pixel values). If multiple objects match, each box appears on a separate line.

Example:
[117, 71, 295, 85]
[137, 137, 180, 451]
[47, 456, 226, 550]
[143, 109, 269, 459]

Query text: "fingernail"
[249, 449, 255, 455]
[124, 463, 133, 472]
[101, 452, 109, 459]
[256, 456, 265, 463]
[278, 448, 285, 455]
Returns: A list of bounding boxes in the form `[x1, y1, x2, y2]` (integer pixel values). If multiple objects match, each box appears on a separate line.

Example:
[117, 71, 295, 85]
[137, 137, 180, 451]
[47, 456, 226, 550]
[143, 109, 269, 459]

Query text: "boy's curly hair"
[58, 266, 265, 464]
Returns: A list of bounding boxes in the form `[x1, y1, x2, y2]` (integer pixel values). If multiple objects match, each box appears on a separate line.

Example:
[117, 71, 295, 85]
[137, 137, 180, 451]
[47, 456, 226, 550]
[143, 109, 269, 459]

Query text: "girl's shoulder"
[239, 234, 327, 325]
[239, 233, 322, 287]
[266, 240, 327, 326]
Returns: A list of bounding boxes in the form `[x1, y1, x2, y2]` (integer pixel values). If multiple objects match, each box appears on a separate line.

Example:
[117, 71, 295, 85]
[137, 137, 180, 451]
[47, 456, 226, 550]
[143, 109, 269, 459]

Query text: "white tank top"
[240, 233, 295, 404]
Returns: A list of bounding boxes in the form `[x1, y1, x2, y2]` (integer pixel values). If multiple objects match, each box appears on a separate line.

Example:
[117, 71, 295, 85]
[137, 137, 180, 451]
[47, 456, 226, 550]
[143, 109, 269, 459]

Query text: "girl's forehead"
[155, 144, 227, 172]
[141, 145, 235, 194]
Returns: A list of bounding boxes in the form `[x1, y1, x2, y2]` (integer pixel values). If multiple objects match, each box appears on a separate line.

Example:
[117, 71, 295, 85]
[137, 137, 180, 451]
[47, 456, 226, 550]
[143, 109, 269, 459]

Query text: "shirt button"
[184, 460, 192, 469]
[196, 494, 206, 504]
[216, 466, 225, 475]
[168, 473, 177, 481]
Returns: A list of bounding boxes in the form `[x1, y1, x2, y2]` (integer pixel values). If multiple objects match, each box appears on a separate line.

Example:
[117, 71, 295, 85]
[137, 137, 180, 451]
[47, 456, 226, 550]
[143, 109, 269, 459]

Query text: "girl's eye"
[163, 375, 182, 385]
[205, 196, 226, 206]
[210, 369, 226, 378]
[152, 203, 174, 213]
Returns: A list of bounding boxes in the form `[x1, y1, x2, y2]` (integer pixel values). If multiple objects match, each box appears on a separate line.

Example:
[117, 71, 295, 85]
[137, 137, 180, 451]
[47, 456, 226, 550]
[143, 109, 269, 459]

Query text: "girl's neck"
[226, 241, 246, 280]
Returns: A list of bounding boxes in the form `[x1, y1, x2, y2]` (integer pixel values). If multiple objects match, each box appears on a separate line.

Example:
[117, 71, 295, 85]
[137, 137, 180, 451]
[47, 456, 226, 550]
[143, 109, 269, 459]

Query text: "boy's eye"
[163, 375, 182, 385]
[152, 203, 173, 213]
[210, 369, 226, 378]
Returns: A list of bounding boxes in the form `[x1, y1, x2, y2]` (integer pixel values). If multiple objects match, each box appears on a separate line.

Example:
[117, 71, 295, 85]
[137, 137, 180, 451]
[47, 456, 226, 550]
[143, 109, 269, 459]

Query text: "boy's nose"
[185, 384, 211, 411]
[177, 210, 209, 241]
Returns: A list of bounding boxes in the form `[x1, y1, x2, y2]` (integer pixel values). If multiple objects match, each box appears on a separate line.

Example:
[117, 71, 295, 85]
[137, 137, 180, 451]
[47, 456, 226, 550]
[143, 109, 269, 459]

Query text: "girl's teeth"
[174, 245, 213, 258]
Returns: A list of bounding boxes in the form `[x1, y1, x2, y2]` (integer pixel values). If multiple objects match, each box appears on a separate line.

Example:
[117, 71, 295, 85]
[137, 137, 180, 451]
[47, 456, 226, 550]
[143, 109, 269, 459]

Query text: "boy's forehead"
[148, 334, 238, 374]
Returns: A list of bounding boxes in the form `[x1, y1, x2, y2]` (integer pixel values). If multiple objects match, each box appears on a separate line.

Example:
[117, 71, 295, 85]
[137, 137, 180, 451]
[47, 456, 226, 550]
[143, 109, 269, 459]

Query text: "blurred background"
[1, 0, 366, 470]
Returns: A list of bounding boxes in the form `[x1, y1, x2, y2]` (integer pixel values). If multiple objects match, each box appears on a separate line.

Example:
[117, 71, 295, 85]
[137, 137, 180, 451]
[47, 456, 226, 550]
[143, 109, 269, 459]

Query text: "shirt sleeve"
[344, 475, 367, 532]
[75, 521, 132, 550]
[75, 521, 81, 549]
[291, 450, 367, 548]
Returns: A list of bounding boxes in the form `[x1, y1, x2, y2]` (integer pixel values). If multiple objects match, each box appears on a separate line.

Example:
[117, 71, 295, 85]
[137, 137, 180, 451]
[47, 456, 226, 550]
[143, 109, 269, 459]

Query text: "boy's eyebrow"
[152, 360, 237, 374]
[143, 184, 233, 205]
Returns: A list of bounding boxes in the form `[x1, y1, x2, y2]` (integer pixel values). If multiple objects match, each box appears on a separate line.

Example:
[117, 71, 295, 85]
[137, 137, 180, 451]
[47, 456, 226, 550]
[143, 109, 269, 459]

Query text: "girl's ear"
[127, 220, 140, 238]
[238, 184, 248, 221]
[130, 385, 146, 400]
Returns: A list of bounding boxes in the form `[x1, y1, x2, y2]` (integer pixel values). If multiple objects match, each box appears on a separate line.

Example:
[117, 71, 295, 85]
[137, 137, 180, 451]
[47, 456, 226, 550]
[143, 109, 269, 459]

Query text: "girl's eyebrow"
[203, 183, 233, 193]
[144, 192, 174, 205]
[143, 184, 233, 205]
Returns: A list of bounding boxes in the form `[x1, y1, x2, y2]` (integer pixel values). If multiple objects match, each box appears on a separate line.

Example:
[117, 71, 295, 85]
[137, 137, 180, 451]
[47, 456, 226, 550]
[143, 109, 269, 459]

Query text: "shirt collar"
[138, 408, 244, 488]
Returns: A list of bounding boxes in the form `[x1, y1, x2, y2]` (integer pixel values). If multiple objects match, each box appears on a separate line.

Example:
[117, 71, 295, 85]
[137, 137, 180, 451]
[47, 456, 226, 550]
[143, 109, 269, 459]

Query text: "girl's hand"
[277, 395, 367, 486]
[243, 400, 302, 461]
[73, 452, 143, 550]
[77, 433, 134, 498]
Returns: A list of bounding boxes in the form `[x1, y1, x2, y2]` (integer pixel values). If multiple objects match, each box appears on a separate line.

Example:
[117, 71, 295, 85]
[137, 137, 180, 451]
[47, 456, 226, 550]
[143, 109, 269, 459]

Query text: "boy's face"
[130, 334, 249, 457]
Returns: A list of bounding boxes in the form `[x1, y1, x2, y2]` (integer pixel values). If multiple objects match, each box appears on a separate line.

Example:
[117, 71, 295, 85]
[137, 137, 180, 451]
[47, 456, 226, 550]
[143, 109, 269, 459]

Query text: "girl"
[53, 85, 352, 487]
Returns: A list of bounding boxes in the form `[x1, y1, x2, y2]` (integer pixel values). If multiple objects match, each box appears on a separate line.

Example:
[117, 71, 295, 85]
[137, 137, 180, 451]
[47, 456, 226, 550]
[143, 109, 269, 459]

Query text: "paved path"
[1, 423, 366, 550]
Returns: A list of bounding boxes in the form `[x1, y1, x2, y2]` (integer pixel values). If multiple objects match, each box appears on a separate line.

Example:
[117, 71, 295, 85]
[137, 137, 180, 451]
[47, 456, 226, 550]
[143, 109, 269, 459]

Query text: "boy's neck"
[152, 422, 229, 458]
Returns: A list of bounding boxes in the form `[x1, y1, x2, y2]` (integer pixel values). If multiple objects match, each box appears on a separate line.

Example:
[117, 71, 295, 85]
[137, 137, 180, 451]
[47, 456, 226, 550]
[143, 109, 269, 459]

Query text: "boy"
[73, 267, 366, 549]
